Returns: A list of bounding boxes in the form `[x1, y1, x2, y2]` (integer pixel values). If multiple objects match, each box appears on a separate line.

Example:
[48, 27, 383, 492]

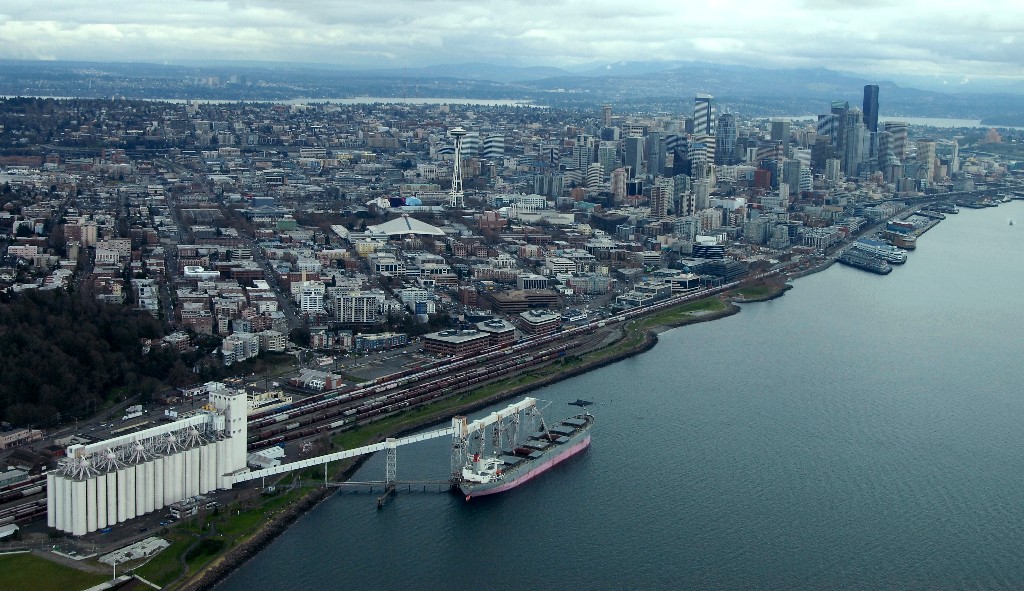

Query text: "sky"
[1, 0, 1022, 85]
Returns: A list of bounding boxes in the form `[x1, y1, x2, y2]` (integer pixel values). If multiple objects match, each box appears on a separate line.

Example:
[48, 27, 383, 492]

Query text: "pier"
[231, 398, 548, 504]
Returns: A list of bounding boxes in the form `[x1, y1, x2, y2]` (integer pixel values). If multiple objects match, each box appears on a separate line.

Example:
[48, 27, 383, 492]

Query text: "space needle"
[448, 126, 467, 208]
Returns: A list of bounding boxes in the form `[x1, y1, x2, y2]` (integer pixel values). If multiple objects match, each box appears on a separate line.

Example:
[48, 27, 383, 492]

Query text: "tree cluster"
[0, 289, 178, 426]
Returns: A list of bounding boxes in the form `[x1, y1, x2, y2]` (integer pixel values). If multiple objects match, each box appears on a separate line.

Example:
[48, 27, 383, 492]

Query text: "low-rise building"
[0, 429, 43, 450]
[354, 332, 408, 352]
[476, 318, 517, 347]
[222, 332, 260, 365]
[257, 330, 287, 353]
[168, 495, 218, 519]
[422, 329, 491, 357]
[517, 309, 562, 337]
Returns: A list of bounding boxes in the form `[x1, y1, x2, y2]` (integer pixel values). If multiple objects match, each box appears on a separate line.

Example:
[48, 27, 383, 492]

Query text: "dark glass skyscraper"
[863, 84, 879, 133]
[714, 113, 738, 165]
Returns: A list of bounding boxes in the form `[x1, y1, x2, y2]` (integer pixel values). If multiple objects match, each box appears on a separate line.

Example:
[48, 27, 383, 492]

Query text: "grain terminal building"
[47, 383, 248, 536]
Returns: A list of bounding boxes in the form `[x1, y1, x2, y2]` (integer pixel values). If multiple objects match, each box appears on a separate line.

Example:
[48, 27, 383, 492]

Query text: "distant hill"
[0, 58, 1021, 124]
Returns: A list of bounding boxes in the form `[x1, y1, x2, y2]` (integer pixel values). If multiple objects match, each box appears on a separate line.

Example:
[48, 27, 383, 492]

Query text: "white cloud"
[0, 0, 1021, 82]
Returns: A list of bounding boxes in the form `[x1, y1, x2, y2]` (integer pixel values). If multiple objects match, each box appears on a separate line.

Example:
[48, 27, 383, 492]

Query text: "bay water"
[218, 202, 1024, 590]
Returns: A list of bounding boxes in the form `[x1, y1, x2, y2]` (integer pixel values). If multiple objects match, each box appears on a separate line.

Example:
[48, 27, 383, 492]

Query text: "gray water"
[218, 203, 1024, 590]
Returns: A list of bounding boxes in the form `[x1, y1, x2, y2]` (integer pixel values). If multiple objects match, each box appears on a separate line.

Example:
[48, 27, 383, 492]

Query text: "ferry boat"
[838, 249, 892, 275]
[852, 239, 908, 264]
[459, 412, 593, 499]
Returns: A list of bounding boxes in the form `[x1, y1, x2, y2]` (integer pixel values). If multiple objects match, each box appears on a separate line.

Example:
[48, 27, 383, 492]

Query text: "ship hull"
[460, 430, 591, 498]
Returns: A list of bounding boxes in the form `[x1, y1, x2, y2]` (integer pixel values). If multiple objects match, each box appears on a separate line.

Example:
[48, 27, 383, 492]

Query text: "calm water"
[218, 203, 1024, 590]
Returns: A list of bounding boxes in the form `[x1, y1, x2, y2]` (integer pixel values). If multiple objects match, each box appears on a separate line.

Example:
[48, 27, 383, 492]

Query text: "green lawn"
[0, 553, 108, 591]
[134, 534, 193, 587]
[733, 281, 789, 301]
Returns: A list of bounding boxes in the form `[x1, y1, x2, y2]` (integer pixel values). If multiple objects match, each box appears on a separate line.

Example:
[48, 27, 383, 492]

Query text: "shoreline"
[174, 284, 780, 591]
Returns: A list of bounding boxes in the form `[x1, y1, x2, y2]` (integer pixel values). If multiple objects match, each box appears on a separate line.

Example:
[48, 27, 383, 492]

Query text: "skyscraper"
[830, 100, 849, 154]
[597, 141, 619, 179]
[715, 113, 738, 165]
[842, 108, 865, 176]
[916, 139, 937, 182]
[601, 104, 613, 127]
[884, 121, 908, 163]
[646, 132, 666, 177]
[770, 119, 791, 143]
[694, 94, 716, 136]
[624, 135, 644, 179]
[862, 85, 879, 133]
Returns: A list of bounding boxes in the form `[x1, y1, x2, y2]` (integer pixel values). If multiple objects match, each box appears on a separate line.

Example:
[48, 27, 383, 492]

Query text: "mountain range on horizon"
[1, 58, 1022, 125]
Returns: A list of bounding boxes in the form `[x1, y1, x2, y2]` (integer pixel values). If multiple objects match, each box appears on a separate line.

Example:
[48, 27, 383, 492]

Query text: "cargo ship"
[459, 412, 593, 499]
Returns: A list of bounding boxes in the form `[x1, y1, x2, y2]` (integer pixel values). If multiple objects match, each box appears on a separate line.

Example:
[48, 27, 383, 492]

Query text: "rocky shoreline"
[173, 290, 770, 590]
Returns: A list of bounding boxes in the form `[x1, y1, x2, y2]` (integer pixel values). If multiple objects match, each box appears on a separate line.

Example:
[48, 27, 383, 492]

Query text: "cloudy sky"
[1, 0, 1022, 83]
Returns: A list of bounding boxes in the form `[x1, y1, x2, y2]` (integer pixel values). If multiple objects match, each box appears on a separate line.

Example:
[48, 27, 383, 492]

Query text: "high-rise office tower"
[482, 134, 504, 159]
[689, 143, 709, 181]
[715, 113, 738, 165]
[825, 158, 842, 183]
[877, 131, 894, 167]
[572, 134, 595, 170]
[884, 121, 908, 163]
[799, 166, 813, 192]
[816, 113, 838, 149]
[602, 104, 613, 127]
[842, 108, 865, 176]
[650, 183, 671, 217]
[830, 100, 850, 154]
[646, 132, 666, 177]
[916, 139, 937, 182]
[597, 141, 619, 179]
[610, 168, 627, 200]
[694, 94, 716, 136]
[862, 85, 879, 133]
[782, 159, 803, 190]
[624, 135, 644, 179]
[692, 179, 711, 211]
[770, 119, 791, 143]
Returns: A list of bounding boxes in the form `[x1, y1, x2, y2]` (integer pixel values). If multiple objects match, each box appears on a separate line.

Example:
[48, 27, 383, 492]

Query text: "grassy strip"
[216, 489, 305, 539]
[133, 489, 308, 589]
[134, 533, 194, 587]
[735, 285, 775, 298]
[0, 553, 108, 591]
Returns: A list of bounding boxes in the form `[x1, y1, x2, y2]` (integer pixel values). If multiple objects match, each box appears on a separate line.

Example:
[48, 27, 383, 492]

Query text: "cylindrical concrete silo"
[186, 447, 201, 498]
[72, 479, 87, 536]
[142, 460, 155, 515]
[135, 462, 147, 517]
[96, 474, 108, 530]
[153, 457, 165, 510]
[86, 478, 98, 533]
[199, 444, 213, 494]
[60, 476, 72, 533]
[124, 465, 137, 521]
[168, 451, 184, 504]
[46, 473, 56, 528]
[106, 472, 117, 526]
[215, 439, 229, 489]
[116, 467, 128, 523]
